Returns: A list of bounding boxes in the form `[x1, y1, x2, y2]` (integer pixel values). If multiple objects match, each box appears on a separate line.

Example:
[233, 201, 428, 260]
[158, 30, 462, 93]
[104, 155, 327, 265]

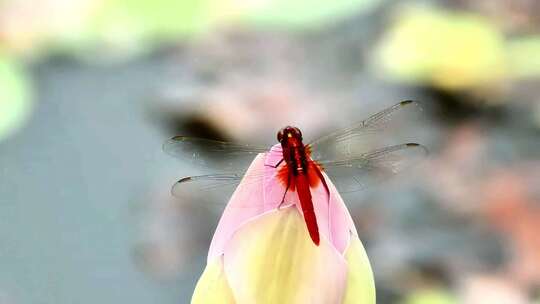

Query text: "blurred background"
[1, 0, 539, 303]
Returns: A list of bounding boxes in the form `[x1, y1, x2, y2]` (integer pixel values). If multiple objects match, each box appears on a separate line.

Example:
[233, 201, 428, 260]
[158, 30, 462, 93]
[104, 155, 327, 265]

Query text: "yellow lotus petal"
[192, 256, 236, 304]
[223, 206, 348, 304]
[342, 235, 376, 304]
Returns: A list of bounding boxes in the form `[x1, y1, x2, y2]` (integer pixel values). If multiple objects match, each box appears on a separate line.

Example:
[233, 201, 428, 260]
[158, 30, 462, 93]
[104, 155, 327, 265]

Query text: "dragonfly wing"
[171, 173, 245, 208]
[308, 100, 421, 161]
[171, 169, 269, 208]
[320, 143, 428, 193]
[163, 136, 269, 170]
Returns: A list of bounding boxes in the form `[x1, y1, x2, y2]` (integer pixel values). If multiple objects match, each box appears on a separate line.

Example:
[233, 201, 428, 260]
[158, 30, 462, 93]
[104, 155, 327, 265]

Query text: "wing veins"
[320, 143, 427, 168]
[307, 100, 418, 160]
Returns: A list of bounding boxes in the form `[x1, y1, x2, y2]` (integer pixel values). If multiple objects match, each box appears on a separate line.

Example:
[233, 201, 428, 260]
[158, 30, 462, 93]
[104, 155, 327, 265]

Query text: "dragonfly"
[163, 100, 427, 246]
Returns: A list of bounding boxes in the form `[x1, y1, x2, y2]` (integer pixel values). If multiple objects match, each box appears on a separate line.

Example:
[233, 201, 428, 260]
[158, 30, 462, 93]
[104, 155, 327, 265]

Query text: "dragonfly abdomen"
[295, 173, 320, 246]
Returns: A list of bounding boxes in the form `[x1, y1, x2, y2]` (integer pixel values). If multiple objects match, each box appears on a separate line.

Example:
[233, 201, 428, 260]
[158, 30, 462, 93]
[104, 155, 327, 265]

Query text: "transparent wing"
[171, 173, 243, 207]
[170, 167, 274, 209]
[163, 136, 269, 170]
[308, 100, 421, 161]
[320, 143, 428, 193]
[173, 174, 244, 193]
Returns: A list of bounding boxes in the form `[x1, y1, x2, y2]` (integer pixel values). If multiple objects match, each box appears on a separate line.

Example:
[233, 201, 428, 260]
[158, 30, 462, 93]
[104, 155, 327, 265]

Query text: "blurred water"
[0, 55, 198, 303]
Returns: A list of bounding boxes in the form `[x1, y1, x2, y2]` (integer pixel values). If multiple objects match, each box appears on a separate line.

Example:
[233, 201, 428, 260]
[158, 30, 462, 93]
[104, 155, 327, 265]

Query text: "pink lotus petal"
[208, 144, 358, 260]
[207, 153, 268, 261]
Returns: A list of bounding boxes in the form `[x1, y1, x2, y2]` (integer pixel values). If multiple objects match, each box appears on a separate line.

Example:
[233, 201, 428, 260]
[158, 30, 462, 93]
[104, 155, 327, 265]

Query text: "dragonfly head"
[277, 126, 303, 143]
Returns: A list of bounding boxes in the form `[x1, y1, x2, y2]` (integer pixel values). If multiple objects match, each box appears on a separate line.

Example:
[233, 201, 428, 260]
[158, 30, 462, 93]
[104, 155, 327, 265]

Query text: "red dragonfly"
[164, 100, 427, 246]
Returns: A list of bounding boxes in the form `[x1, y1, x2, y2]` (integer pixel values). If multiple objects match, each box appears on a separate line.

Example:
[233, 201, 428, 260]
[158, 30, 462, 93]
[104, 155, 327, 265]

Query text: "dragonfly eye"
[293, 127, 302, 139]
[277, 129, 285, 142]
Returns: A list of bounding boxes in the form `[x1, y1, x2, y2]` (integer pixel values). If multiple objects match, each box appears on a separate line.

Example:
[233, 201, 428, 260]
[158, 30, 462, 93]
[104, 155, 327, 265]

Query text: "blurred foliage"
[506, 37, 540, 78]
[0, 55, 32, 141]
[374, 6, 505, 90]
[374, 6, 540, 91]
[0, 0, 217, 58]
[0, 0, 382, 58]
[403, 288, 458, 304]
[84, 0, 214, 54]
[245, 0, 380, 30]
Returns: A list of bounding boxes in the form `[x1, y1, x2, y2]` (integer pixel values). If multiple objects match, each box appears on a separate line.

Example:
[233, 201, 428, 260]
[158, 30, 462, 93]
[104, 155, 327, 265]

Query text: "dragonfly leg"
[277, 174, 291, 210]
[269, 158, 285, 168]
